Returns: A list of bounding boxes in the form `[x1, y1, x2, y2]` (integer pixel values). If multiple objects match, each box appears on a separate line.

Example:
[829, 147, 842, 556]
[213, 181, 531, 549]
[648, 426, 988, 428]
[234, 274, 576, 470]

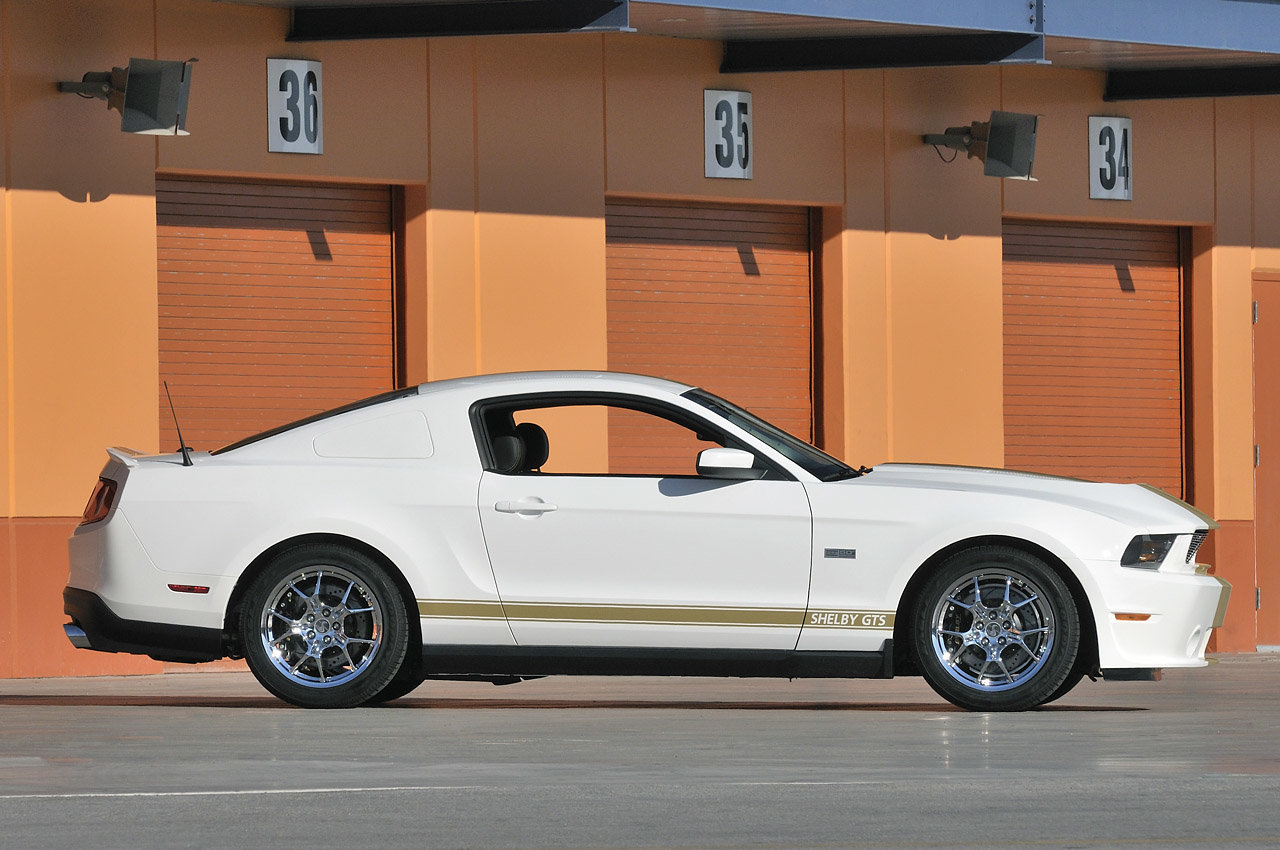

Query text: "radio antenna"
[163, 381, 194, 467]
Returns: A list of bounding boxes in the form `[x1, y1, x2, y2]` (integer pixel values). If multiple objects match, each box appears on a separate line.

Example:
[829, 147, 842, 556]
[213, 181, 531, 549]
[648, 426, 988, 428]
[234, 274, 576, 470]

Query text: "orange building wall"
[473, 36, 608, 377]
[1, 0, 1275, 673]
[1207, 100, 1259, 651]
[423, 38, 479, 382]
[839, 70, 891, 465]
[3, 0, 163, 676]
[603, 35, 845, 206]
[1257, 97, 1280, 273]
[1001, 67, 1216, 225]
[1, 0, 9, 674]
[883, 67, 1006, 468]
[155, 1, 429, 185]
[6, 0, 162, 519]
[1, 1, 10, 521]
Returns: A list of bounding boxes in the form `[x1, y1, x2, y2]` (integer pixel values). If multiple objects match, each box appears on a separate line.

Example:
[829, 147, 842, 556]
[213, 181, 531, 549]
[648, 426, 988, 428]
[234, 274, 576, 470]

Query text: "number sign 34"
[268, 59, 323, 155]
[1089, 116, 1131, 200]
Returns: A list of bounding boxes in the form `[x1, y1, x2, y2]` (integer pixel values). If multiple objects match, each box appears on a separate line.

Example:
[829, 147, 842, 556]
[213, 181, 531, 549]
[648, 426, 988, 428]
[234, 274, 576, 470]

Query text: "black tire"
[241, 544, 410, 709]
[365, 658, 423, 704]
[1040, 664, 1088, 706]
[912, 546, 1080, 712]
[1040, 638, 1097, 705]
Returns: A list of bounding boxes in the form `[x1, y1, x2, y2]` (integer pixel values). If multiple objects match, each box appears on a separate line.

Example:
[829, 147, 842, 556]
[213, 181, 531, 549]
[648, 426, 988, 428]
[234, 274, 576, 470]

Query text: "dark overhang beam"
[1105, 66, 1280, 100]
[720, 33, 1044, 74]
[288, 0, 630, 41]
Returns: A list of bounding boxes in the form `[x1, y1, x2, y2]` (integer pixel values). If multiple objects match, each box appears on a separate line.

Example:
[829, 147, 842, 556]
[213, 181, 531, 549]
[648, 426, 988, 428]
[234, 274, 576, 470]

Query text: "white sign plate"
[1089, 116, 1132, 200]
[268, 58, 323, 155]
[705, 90, 752, 180]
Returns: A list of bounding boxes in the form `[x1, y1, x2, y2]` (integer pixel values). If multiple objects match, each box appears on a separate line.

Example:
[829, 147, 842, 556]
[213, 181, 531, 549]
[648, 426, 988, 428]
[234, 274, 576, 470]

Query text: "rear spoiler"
[106, 447, 146, 468]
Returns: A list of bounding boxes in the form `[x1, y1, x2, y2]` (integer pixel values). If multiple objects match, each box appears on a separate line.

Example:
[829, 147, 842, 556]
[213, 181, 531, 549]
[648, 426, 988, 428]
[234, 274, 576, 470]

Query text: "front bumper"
[1092, 566, 1232, 670]
[63, 587, 224, 663]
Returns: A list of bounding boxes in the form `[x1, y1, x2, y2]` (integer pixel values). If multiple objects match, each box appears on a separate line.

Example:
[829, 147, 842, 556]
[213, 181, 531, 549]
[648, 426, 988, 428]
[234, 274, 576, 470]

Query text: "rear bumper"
[62, 586, 225, 664]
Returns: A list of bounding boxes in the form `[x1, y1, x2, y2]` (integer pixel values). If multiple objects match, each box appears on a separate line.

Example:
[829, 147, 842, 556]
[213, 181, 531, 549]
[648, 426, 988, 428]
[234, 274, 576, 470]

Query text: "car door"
[475, 399, 813, 649]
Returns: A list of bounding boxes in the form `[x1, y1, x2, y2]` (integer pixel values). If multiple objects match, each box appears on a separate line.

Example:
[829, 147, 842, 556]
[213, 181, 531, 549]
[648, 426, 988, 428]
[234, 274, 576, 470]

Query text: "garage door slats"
[158, 177, 394, 452]
[606, 198, 812, 475]
[1003, 220, 1183, 496]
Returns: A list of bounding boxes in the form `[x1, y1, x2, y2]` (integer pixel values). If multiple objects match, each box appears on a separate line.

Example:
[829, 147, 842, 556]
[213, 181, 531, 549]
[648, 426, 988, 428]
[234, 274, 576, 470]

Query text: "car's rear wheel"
[913, 546, 1080, 711]
[241, 544, 409, 708]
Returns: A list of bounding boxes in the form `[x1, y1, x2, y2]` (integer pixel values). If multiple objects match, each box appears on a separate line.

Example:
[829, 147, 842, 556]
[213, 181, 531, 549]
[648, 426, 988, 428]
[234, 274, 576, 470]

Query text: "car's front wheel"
[913, 546, 1080, 711]
[241, 544, 410, 708]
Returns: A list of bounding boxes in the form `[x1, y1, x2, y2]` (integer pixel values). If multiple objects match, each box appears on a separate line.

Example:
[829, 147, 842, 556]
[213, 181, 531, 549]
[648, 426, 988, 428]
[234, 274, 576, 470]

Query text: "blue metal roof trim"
[646, 0, 1042, 35]
[648, 0, 1280, 54]
[1046, 0, 1280, 54]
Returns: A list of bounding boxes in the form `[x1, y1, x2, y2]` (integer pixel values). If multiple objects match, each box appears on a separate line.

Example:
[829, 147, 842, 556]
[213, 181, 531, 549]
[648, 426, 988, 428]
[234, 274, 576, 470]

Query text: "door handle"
[495, 498, 558, 515]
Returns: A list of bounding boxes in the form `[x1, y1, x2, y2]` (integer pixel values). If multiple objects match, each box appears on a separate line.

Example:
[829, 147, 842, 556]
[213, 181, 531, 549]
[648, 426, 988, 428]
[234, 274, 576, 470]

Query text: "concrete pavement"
[1, 654, 1279, 848]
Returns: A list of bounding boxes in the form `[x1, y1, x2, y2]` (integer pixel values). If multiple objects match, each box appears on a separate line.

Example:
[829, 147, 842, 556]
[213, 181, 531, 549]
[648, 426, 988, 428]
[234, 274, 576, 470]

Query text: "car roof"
[211, 371, 696, 457]
[415, 370, 696, 399]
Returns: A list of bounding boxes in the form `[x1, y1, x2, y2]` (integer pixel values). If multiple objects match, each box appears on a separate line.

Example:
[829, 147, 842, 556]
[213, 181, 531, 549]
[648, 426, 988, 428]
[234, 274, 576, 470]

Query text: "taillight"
[80, 478, 118, 526]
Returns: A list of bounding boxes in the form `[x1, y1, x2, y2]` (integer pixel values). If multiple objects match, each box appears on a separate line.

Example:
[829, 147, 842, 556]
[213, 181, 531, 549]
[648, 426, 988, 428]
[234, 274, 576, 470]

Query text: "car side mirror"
[696, 447, 765, 480]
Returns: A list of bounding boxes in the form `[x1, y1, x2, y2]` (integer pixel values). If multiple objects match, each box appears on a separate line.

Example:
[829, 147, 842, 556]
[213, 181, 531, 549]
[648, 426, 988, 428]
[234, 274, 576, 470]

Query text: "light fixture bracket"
[922, 111, 1038, 179]
[58, 58, 196, 135]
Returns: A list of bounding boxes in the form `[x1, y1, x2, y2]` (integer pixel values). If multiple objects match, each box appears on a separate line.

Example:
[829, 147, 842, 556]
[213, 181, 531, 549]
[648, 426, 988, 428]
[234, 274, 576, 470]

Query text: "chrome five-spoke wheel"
[241, 545, 410, 708]
[259, 565, 383, 688]
[929, 569, 1054, 691]
[914, 546, 1080, 711]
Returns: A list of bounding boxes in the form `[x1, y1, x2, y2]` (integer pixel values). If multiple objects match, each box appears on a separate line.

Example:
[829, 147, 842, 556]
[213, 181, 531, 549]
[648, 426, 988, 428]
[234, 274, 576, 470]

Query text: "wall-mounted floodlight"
[923, 110, 1038, 179]
[58, 58, 196, 136]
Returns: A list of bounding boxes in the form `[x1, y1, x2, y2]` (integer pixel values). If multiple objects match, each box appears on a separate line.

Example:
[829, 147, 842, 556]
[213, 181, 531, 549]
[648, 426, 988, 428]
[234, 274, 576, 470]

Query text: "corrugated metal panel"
[606, 198, 812, 474]
[157, 177, 394, 451]
[1003, 220, 1183, 496]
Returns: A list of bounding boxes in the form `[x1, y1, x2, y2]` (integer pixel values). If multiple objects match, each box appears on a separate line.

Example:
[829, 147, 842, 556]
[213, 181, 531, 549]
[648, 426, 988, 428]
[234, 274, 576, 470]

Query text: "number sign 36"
[268, 59, 323, 155]
[705, 90, 752, 180]
[1089, 116, 1131, 200]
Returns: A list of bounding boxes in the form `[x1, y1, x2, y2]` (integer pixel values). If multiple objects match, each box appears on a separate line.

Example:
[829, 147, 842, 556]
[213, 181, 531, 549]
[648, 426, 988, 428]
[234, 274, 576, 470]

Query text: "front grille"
[1186, 530, 1209, 564]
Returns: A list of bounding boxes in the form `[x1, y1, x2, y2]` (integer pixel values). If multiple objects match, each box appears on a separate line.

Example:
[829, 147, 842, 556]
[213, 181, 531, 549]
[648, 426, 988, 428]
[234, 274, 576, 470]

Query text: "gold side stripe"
[504, 603, 803, 627]
[417, 599, 895, 630]
[418, 599, 506, 620]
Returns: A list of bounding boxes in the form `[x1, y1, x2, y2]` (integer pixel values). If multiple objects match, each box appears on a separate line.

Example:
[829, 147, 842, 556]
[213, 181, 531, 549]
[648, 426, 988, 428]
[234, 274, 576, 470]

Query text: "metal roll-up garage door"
[157, 177, 395, 452]
[1003, 220, 1184, 496]
[606, 198, 813, 474]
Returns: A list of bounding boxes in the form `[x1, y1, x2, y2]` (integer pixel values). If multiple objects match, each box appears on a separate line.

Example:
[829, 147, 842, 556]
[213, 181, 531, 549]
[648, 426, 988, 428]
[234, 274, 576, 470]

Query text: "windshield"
[683, 388, 860, 481]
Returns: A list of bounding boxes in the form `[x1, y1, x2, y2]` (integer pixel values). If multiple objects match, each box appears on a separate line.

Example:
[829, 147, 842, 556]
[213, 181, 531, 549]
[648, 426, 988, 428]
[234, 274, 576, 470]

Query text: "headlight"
[1121, 534, 1176, 569]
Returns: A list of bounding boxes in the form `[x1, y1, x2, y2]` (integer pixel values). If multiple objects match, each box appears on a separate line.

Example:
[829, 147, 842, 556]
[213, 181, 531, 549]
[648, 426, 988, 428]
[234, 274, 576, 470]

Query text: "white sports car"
[65, 371, 1230, 711]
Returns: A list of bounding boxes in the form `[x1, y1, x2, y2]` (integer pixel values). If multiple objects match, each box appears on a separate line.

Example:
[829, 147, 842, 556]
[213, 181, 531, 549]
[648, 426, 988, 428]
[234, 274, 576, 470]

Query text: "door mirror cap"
[696, 447, 765, 480]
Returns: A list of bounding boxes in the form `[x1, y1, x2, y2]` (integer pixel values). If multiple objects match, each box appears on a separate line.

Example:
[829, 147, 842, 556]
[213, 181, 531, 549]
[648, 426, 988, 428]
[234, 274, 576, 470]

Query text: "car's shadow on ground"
[384, 698, 1146, 712]
[0, 694, 1146, 712]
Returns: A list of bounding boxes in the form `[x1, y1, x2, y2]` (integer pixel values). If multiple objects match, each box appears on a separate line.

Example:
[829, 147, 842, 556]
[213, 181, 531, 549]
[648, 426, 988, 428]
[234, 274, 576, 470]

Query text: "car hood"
[852, 463, 1217, 531]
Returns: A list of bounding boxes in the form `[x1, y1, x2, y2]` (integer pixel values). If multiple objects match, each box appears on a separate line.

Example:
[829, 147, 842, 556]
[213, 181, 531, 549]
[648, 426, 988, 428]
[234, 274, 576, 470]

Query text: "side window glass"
[605, 406, 711, 476]
[494, 403, 719, 477]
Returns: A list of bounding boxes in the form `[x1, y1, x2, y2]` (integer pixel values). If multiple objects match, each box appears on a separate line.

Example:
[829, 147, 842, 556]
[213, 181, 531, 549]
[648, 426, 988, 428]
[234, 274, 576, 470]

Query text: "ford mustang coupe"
[64, 371, 1230, 711]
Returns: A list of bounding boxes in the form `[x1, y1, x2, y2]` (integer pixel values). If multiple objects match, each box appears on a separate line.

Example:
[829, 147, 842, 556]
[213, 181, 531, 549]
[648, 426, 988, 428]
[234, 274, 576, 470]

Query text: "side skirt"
[421, 641, 894, 680]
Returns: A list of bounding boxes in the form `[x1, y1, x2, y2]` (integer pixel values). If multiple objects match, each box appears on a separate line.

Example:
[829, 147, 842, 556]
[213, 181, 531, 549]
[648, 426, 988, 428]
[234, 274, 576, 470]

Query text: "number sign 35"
[1089, 116, 1131, 200]
[268, 59, 323, 155]
[705, 90, 752, 180]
